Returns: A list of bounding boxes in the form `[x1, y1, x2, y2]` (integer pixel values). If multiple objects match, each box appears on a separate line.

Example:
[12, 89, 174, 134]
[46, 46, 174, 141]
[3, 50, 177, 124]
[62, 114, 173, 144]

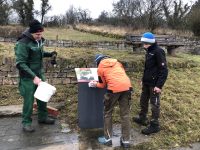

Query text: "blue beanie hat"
[141, 32, 155, 43]
[95, 54, 106, 63]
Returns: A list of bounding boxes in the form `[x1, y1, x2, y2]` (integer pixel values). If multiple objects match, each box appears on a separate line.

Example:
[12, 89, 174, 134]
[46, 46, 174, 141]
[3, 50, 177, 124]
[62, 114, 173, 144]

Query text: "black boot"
[38, 117, 55, 124]
[141, 120, 160, 135]
[23, 125, 35, 132]
[120, 137, 130, 148]
[133, 116, 149, 126]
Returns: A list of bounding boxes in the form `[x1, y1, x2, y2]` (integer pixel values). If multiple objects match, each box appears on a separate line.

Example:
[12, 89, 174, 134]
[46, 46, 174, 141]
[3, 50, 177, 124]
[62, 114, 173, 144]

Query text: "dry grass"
[0, 25, 194, 42]
[0, 25, 25, 38]
[155, 28, 194, 37]
[0, 42, 15, 57]
[43, 27, 117, 41]
[0, 25, 118, 41]
[76, 24, 134, 36]
[76, 24, 194, 37]
[0, 25, 24, 30]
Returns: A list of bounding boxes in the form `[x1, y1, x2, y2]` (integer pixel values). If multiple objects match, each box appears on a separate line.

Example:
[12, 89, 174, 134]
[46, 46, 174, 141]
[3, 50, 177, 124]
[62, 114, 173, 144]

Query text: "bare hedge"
[0, 26, 25, 39]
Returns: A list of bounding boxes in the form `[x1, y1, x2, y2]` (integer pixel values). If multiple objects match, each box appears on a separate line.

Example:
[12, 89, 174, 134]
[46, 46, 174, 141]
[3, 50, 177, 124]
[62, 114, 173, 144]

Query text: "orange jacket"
[96, 58, 132, 93]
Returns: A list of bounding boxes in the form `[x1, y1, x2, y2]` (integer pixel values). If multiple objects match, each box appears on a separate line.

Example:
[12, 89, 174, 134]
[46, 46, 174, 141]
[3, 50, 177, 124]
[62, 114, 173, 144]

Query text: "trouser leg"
[149, 87, 160, 121]
[139, 84, 150, 118]
[37, 99, 48, 121]
[119, 91, 131, 141]
[103, 93, 119, 139]
[19, 78, 36, 126]
[37, 74, 48, 121]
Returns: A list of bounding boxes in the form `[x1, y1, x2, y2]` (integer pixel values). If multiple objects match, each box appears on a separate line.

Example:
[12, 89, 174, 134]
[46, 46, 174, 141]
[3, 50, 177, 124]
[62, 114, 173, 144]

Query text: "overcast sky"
[34, 0, 117, 19]
[34, 0, 197, 19]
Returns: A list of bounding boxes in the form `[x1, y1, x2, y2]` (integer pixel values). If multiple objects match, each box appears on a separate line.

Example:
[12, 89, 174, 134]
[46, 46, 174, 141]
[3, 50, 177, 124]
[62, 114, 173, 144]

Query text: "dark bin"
[78, 82, 105, 128]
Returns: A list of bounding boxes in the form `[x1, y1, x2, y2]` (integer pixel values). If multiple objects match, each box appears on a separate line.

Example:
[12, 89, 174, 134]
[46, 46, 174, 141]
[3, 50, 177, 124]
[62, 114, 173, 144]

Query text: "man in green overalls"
[14, 19, 57, 132]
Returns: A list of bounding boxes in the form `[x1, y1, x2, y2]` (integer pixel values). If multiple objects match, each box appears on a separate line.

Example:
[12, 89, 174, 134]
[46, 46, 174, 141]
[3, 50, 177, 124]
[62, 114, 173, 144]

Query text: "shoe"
[23, 125, 35, 132]
[120, 137, 130, 148]
[133, 116, 149, 126]
[98, 136, 112, 146]
[38, 117, 55, 124]
[141, 120, 160, 135]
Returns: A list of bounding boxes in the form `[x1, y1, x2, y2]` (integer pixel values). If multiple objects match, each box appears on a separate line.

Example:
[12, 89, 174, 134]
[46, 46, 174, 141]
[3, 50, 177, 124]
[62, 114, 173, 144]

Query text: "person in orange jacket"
[89, 54, 132, 148]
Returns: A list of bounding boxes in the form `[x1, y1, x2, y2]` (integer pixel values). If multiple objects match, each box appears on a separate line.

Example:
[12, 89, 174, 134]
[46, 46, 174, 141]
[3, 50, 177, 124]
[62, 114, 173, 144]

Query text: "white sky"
[34, 0, 117, 19]
[34, 0, 197, 19]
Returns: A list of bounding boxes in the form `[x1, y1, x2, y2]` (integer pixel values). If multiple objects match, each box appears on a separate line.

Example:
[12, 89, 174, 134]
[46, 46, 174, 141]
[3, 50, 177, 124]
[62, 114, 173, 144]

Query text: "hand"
[51, 51, 57, 66]
[33, 76, 41, 85]
[139, 80, 142, 86]
[51, 51, 57, 57]
[88, 80, 97, 88]
[153, 87, 161, 93]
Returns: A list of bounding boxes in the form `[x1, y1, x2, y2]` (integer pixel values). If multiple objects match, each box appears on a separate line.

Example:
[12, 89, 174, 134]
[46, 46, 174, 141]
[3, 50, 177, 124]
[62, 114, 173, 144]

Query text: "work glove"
[51, 58, 57, 66]
[51, 51, 57, 66]
[88, 81, 97, 88]
[51, 51, 57, 57]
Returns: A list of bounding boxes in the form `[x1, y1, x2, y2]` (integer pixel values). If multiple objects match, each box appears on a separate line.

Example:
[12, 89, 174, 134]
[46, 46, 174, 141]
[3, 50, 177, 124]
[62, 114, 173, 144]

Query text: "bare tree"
[112, 0, 163, 30]
[40, 0, 51, 24]
[12, 0, 26, 25]
[24, 0, 34, 23]
[162, 0, 190, 29]
[44, 15, 63, 27]
[113, 0, 142, 26]
[77, 8, 91, 23]
[65, 5, 78, 25]
[97, 11, 109, 24]
[113, 0, 142, 18]
[142, 0, 164, 31]
[188, 0, 200, 36]
[12, 0, 34, 25]
[0, 0, 11, 25]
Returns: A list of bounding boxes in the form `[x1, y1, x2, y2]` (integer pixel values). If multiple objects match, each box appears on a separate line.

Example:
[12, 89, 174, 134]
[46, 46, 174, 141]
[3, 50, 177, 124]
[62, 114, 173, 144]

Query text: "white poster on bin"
[75, 68, 98, 82]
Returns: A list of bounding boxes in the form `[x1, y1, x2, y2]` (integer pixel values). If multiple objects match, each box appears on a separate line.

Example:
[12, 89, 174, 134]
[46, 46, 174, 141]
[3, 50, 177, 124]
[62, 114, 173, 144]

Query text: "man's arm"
[96, 68, 106, 88]
[155, 48, 168, 89]
[15, 42, 36, 79]
[43, 50, 57, 57]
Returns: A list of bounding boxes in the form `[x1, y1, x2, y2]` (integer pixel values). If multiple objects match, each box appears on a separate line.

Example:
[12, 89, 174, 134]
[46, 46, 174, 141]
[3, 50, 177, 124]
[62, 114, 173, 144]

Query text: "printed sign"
[75, 68, 98, 82]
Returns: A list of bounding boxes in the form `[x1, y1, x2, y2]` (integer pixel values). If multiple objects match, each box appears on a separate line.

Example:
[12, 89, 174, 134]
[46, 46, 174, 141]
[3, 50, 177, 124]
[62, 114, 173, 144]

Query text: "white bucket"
[34, 82, 56, 102]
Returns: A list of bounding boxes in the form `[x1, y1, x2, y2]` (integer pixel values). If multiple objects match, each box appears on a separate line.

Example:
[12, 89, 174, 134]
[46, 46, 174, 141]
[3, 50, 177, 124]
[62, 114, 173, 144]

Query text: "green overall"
[14, 31, 52, 126]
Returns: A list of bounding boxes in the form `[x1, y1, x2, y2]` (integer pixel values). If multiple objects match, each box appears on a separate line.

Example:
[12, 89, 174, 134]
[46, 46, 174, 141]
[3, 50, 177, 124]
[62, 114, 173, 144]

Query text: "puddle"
[0, 117, 151, 150]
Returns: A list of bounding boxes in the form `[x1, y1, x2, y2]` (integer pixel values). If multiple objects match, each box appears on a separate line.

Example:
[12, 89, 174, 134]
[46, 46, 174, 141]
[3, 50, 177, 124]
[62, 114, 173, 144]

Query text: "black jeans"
[139, 84, 160, 120]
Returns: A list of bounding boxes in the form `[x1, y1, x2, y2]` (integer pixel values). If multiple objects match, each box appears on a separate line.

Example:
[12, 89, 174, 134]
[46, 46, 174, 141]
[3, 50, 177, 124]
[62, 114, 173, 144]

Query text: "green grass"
[44, 27, 119, 41]
[131, 67, 200, 149]
[0, 26, 118, 41]
[1, 42, 200, 149]
[49, 47, 200, 149]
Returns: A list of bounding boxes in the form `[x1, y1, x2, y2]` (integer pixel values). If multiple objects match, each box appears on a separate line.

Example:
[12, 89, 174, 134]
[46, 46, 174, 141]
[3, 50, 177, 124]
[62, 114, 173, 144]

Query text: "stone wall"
[0, 56, 140, 85]
[0, 37, 133, 50]
[0, 57, 82, 85]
